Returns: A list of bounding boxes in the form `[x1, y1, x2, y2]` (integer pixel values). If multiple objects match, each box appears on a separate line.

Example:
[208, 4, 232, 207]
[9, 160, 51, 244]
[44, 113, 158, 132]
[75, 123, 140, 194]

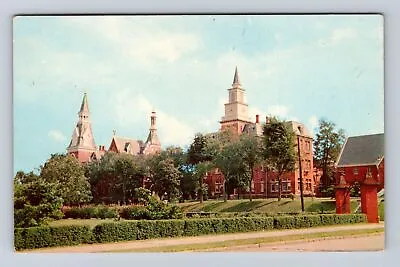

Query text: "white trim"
[337, 163, 380, 168]
[335, 136, 348, 168]
[376, 156, 385, 167]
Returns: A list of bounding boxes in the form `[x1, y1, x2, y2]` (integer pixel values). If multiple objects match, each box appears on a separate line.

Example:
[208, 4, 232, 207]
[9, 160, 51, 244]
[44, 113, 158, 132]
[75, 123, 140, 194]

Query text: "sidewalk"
[24, 223, 384, 253]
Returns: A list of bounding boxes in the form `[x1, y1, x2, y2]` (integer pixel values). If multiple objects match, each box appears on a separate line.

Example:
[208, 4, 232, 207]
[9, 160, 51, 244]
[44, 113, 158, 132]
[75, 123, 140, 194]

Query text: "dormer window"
[297, 126, 303, 134]
[124, 143, 131, 153]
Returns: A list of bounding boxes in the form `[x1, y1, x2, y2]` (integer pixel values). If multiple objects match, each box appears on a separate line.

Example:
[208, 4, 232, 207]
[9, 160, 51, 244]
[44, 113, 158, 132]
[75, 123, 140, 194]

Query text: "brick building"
[67, 93, 161, 163]
[205, 67, 315, 199]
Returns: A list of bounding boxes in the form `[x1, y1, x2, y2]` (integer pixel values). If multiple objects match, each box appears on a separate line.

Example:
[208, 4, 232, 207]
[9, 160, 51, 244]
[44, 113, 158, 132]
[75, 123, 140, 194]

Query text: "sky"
[13, 15, 384, 174]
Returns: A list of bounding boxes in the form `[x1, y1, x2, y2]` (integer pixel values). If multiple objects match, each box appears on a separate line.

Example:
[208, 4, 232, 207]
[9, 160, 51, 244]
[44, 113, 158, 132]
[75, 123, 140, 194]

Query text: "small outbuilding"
[335, 133, 384, 223]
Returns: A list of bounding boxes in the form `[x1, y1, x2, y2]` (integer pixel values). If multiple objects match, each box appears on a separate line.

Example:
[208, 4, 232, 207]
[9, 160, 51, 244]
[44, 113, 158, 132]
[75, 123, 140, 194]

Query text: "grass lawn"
[110, 227, 384, 252]
[379, 200, 384, 221]
[179, 197, 360, 214]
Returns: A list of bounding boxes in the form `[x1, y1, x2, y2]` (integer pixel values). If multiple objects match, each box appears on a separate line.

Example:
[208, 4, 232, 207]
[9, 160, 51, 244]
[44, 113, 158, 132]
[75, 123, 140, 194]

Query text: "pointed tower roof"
[67, 93, 97, 161]
[79, 93, 90, 114]
[232, 66, 241, 86]
[143, 111, 161, 155]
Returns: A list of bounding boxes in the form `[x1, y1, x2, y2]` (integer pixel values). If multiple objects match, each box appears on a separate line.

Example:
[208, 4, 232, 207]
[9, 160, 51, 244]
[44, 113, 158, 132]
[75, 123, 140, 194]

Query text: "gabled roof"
[336, 133, 384, 167]
[110, 136, 143, 155]
[242, 122, 263, 136]
[90, 150, 106, 161]
[285, 121, 312, 138]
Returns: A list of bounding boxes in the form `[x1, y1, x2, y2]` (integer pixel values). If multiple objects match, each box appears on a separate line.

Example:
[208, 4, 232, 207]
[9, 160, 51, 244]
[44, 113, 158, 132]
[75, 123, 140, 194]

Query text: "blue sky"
[13, 15, 384, 174]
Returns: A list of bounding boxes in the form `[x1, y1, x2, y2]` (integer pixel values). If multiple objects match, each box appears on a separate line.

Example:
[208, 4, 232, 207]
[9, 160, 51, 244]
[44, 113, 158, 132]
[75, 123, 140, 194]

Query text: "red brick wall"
[336, 163, 384, 188]
[68, 150, 93, 163]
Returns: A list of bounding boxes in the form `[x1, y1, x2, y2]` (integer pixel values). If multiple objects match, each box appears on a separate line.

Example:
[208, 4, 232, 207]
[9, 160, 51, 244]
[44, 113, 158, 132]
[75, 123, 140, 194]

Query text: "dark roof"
[337, 133, 384, 167]
[232, 66, 241, 85]
[79, 93, 89, 114]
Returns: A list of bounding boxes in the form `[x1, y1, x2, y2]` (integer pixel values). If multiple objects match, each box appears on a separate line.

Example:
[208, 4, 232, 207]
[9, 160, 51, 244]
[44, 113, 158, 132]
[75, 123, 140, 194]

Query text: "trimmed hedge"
[14, 225, 93, 250]
[15, 214, 367, 251]
[185, 211, 329, 219]
[120, 204, 184, 220]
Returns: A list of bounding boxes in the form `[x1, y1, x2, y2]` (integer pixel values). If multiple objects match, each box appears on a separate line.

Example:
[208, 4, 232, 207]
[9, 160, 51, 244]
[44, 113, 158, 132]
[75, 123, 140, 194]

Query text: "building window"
[215, 186, 220, 193]
[261, 183, 264, 193]
[353, 168, 359, 175]
[271, 180, 278, 192]
[283, 181, 288, 191]
[251, 181, 255, 192]
[305, 141, 311, 151]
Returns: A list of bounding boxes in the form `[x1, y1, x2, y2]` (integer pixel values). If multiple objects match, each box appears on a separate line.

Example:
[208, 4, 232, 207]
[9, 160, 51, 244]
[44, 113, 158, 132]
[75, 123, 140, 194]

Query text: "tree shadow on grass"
[306, 201, 336, 213]
[220, 200, 263, 212]
[201, 202, 225, 212]
[277, 200, 292, 206]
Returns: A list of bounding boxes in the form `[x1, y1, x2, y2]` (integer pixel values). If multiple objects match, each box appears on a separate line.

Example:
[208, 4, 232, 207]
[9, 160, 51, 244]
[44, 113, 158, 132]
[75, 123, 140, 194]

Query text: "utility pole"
[297, 133, 305, 212]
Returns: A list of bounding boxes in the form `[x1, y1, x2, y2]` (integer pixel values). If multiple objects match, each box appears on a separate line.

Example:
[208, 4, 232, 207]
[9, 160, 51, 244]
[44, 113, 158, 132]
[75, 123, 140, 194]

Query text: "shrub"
[63, 206, 119, 219]
[273, 214, 366, 229]
[14, 225, 93, 250]
[93, 220, 186, 243]
[93, 221, 139, 243]
[14, 177, 64, 228]
[14, 213, 367, 250]
[183, 217, 274, 236]
[120, 206, 149, 220]
[120, 201, 184, 220]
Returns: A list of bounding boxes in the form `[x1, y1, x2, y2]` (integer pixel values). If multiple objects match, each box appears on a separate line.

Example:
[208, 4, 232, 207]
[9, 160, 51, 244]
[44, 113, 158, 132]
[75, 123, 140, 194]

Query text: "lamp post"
[297, 133, 305, 212]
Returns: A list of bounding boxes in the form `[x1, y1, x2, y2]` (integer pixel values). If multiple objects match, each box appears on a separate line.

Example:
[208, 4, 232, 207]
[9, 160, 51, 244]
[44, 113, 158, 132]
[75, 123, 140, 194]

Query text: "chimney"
[256, 114, 259, 124]
[99, 145, 102, 151]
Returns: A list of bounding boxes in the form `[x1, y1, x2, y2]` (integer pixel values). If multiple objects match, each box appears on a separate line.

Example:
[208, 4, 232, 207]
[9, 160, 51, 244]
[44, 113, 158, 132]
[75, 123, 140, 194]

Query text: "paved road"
[25, 223, 384, 253]
[203, 233, 384, 252]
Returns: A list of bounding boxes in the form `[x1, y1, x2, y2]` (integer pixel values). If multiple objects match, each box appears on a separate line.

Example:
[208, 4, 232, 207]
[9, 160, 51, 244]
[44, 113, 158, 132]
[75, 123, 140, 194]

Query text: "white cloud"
[110, 89, 195, 148]
[65, 16, 203, 67]
[318, 27, 358, 47]
[308, 115, 319, 136]
[48, 130, 66, 142]
[267, 105, 290, 119]
[127, 33, 202, 65]
[157, 112, 195, 148]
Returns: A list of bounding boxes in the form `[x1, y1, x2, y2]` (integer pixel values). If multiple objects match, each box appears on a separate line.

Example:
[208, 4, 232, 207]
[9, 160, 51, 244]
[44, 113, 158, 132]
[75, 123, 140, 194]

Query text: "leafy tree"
[313, 119, 346, 194]
[14, 172, 63, 227]
[214, 140, 249, 202]
[262, 118, 296, 201]
[238, 134, 263, 201]
[86, 152, 146, 204]
[147, 156, 182, 201]
[134, 187, 152, 205]
[187, 134, 214, 202]
[40, 154, 92, 206]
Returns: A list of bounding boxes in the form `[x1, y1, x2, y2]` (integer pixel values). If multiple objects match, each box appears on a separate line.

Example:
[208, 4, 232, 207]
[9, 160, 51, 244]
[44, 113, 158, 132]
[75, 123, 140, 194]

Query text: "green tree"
[313, 119, 346, 195]
[214, 140, 249, 202]
[147, 156, 182, 201]
[86, 152, 146, 204]
[14, 172, 63, 228]
[263, 118, 296, 201]
[40, 154, 92, 206]
[238, 134, 263, 201]
[187, 134, 214, 202]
